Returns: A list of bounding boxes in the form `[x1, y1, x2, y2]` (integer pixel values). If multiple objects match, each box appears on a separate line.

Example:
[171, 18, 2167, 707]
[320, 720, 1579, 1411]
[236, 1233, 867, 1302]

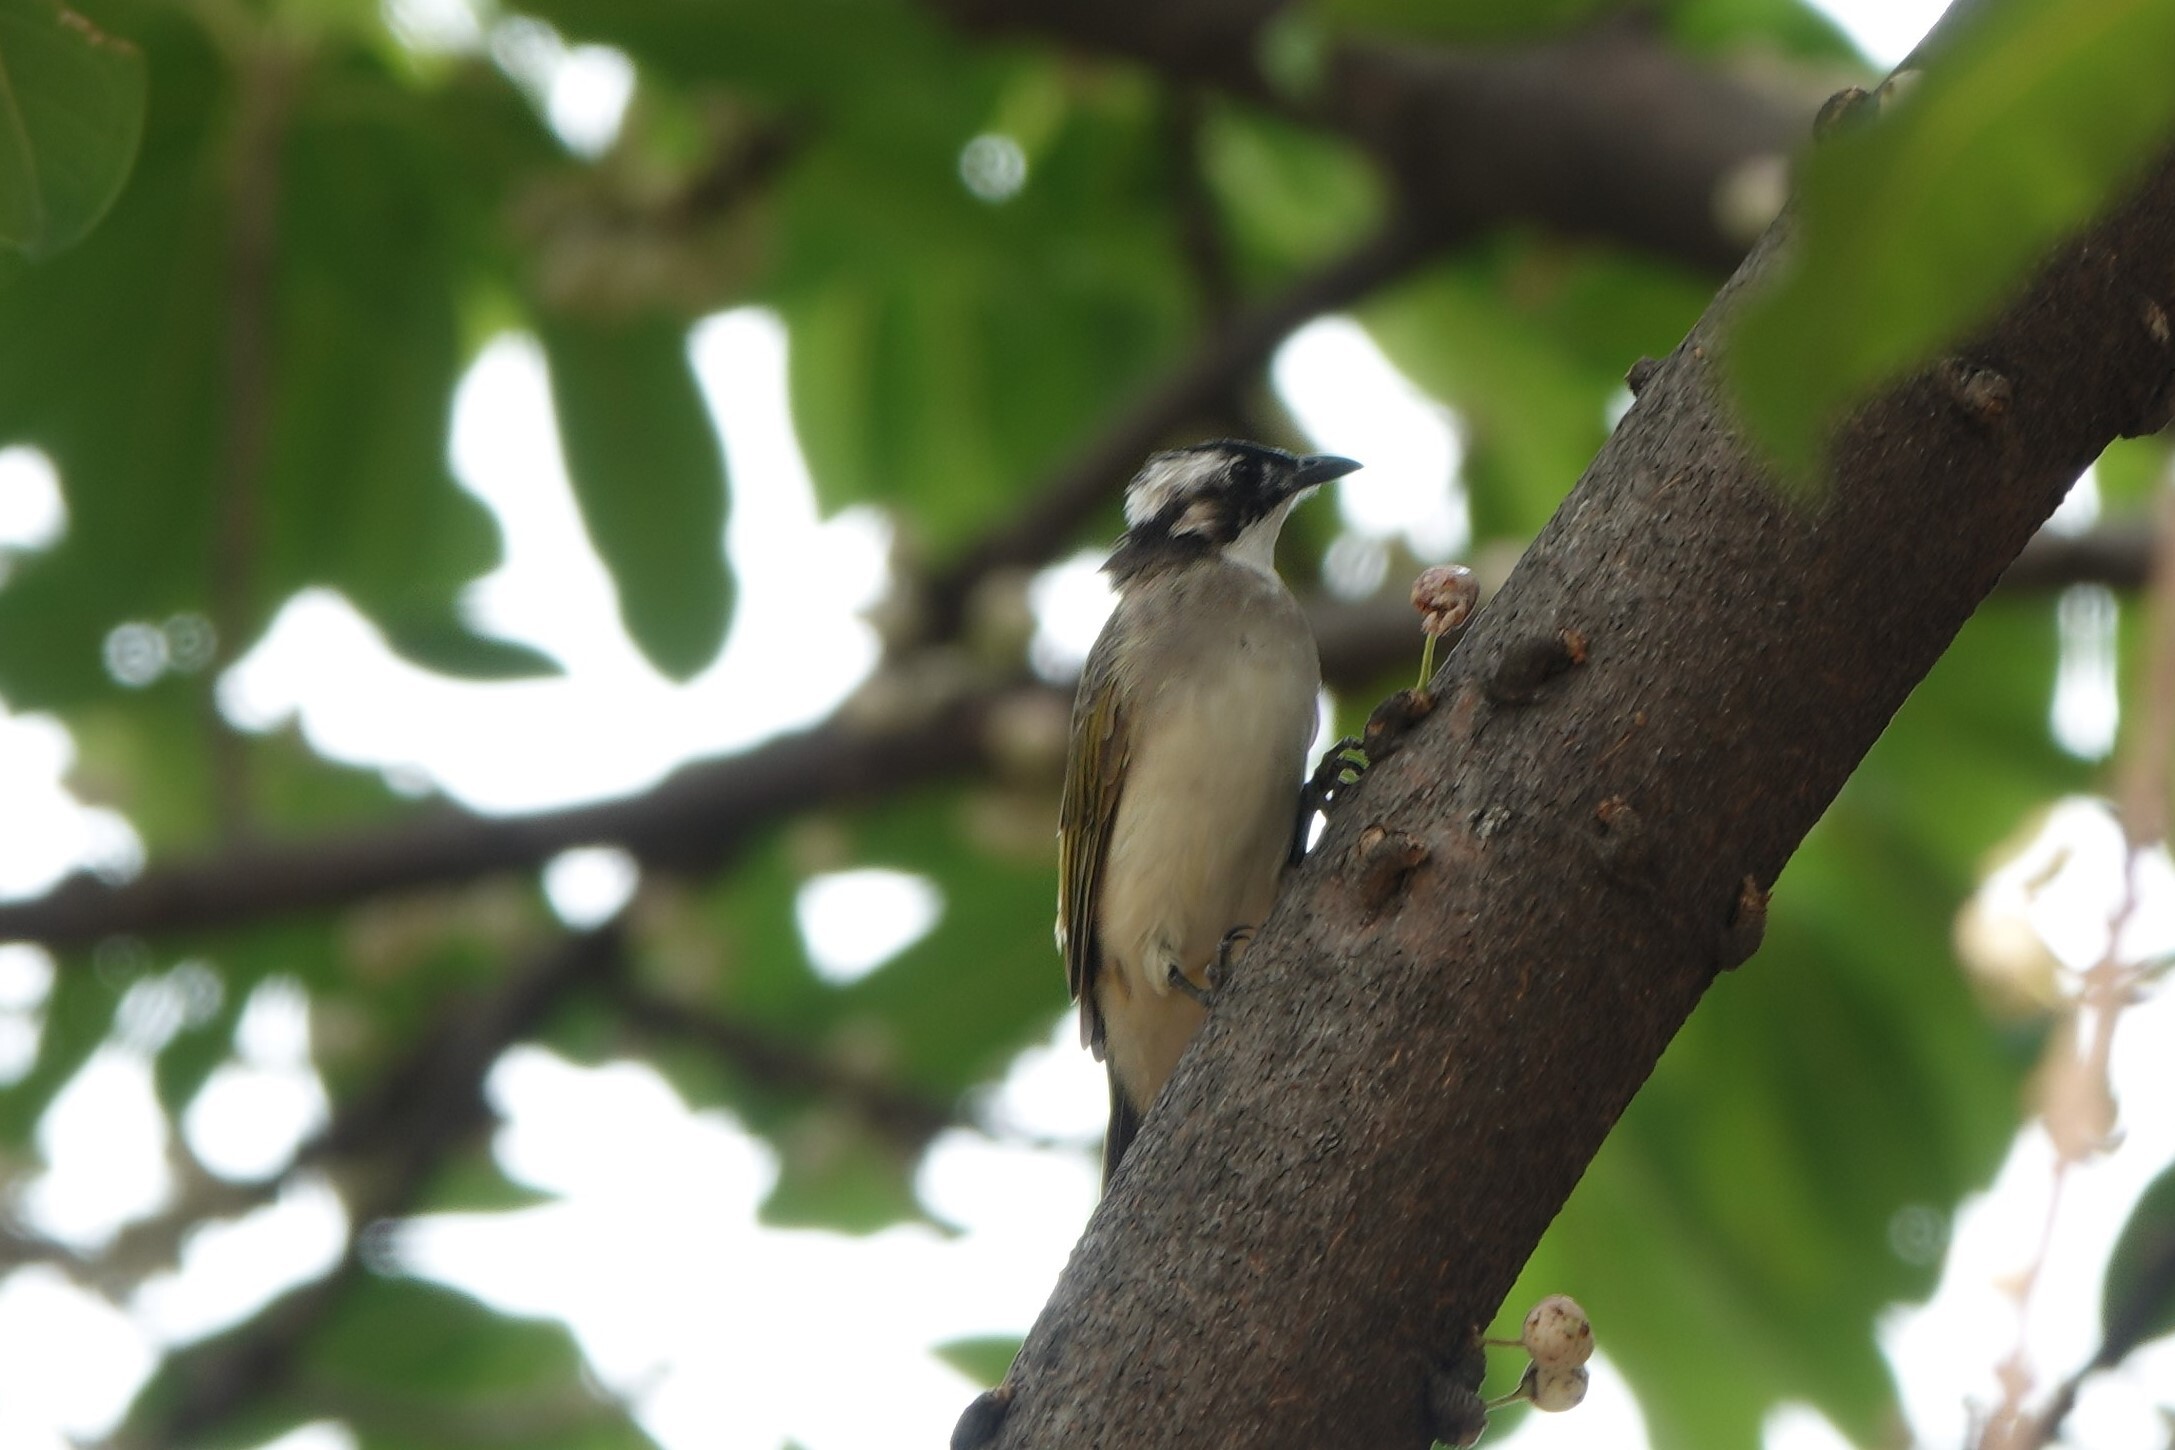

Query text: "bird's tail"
[1102, 1073, 1144, 1188]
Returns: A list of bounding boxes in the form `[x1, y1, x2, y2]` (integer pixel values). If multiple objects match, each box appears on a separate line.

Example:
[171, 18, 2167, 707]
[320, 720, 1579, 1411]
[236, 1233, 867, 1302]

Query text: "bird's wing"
[1058, 664, 1129, 1056]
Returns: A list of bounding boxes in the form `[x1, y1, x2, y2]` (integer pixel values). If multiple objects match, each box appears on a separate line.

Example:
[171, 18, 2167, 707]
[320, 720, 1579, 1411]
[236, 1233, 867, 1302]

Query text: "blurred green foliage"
[1727, 0, 2175, 475]
[0, 0, 146, 258]
[0, 0, 2168, 1447]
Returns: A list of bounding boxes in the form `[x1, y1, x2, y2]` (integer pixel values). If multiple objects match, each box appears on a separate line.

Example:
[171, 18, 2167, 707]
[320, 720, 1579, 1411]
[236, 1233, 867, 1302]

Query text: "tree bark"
[979, 132, 2175, 1450]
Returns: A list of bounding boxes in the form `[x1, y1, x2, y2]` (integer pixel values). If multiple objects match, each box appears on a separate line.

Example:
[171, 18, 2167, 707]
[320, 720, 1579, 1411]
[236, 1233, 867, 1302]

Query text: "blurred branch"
[0, 1219, 93, 1276]
[1319, 26, 1807, 271]
[1163, 88, 1240, 326]
[0, 690, 1002, 949]
[1999, 517, 2154, 593]
[0, 519, 2145, 957]
[205, 44, 299, 844]
[14, 929, 977, 1339]
[608, 979, 958, 1151]
[291, 1377, 640, 1446]
[0, 1149, 282, 1294]
[665, 113, 811, 227]
[112, 925, 625, 1450]
[918, 225, 1432, 639]
[926, 2, 1817, 272]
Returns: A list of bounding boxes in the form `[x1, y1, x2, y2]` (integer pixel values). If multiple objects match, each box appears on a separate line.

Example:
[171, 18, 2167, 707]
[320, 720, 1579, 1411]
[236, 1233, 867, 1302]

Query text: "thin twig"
[205, 43, 298, 844]
[1163, 88, 1239, 326]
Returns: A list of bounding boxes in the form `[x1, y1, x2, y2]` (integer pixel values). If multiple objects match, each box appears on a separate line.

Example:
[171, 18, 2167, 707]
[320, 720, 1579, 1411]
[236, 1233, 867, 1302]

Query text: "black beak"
[1293, 453, 1363, 490]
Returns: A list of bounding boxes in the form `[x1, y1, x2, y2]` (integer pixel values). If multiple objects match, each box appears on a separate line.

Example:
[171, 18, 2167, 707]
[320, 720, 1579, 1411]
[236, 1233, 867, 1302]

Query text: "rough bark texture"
[982, 150, 2175, 1448]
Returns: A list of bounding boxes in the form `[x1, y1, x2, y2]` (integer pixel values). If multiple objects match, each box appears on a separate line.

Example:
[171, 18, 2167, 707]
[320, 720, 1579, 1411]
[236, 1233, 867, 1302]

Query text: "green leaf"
[656, 791, 1066, 1230]
[1363, 246, 1710, 541]
[537, 312, 732, 680]
[133, 1273, 654, 1450]
[2091, 435, 2171, 513]
[1198, 105, 1382, 277]
[151, 971, 242, 1114]
[418, 1154, 560, 1213]
[0, 0, 145, 258]
[745, 45, 1186, 548]
[771, 111, 1189, 548]
[933, 1333, 1021, 1389]
[316, 1275, 585, 1396]
[259, 64, 510, 632]
[2103, 1158, 2175, 1355]
[0, 946, 121, 1145]
[1311, 0, 1617, 44]
[0, 8, 228, 705]
[1663, 0, 1862, 61]
[381, 608, 565, 680]
[761, 1115, 925, 1231]
[1727, 0, 2175, 475]
[520, 0, 968, 103]
[0, 23, 526, 708]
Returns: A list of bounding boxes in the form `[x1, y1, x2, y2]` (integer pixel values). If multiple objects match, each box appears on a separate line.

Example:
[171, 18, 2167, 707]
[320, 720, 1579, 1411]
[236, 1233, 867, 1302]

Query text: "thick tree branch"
[977, 134, 2175, 1450]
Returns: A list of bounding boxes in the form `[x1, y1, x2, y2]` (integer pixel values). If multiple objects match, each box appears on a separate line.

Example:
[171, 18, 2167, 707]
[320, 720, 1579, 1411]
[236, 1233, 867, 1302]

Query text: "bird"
[1057, 439, 1358, 1183]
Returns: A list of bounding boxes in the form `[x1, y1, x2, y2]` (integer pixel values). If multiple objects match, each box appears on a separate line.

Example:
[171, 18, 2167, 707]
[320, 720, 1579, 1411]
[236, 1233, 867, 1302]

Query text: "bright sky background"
[8, 2, 2175, 1449]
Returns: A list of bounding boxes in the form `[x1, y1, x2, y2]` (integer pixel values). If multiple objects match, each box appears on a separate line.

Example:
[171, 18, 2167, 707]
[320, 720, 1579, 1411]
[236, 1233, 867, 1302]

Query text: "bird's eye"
[1231, 456, 1261, 488]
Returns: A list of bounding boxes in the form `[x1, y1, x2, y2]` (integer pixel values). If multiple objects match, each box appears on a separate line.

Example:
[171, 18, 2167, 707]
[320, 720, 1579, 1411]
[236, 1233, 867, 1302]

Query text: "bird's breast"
[1099, 612, 1319, 988]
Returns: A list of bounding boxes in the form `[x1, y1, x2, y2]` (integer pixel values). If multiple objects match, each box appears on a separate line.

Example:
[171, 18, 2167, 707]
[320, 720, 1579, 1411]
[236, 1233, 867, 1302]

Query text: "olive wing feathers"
[1057, 663, 1129, 1056]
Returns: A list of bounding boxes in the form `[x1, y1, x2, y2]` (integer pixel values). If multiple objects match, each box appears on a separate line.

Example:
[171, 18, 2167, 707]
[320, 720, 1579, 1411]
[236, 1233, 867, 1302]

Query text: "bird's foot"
[1168, 924, 1256, 1006]
[1166, 960, 1214, 1007]
[1210, 925, 1255, 989]
[1307, 734, 1370, 813]
[1294, 736, 1371, 864]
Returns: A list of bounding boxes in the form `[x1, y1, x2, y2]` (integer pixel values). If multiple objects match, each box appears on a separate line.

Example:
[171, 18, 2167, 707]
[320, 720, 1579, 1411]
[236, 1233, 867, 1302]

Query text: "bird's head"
[1108, 440, 1360, 582]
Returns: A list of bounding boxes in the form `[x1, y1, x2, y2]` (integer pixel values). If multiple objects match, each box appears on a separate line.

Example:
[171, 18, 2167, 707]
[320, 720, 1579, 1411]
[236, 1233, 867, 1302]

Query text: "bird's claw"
[1211, 925, 1254, 988]
[1166, 960, 1213, 1007]
[1304, 736, 1370, 818]
[1167, 924, 1255, 1007]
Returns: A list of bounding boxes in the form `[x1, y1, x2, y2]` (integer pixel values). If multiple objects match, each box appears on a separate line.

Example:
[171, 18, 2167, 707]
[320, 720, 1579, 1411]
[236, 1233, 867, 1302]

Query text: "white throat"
[1223, 495, 1299, 579]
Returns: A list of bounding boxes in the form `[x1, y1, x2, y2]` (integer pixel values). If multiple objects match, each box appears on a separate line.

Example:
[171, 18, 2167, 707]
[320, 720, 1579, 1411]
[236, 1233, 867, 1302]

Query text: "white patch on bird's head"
[1123, 449, 1225, 528]
[1108, 440, 1356, 585]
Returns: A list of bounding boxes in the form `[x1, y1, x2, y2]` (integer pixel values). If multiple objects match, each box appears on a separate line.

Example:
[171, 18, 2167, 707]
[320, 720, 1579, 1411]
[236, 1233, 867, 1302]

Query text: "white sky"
[12, 2, 2175, 1449]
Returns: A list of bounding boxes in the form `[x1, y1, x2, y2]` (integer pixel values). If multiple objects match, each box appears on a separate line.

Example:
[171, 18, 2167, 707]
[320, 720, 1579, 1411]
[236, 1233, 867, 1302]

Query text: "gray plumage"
[1057, 440, 1358, 1182]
